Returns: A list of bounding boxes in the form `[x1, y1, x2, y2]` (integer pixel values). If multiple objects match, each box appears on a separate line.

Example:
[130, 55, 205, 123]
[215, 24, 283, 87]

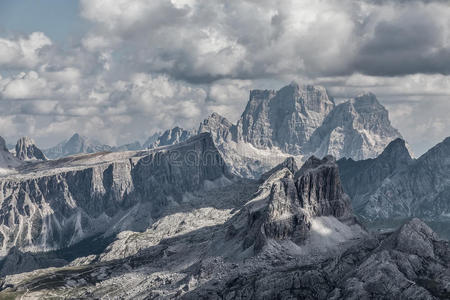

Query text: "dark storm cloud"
[352, 7, 450, 76]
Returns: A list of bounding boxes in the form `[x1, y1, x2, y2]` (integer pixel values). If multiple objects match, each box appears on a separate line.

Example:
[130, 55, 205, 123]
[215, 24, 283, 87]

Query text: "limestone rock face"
[15, 137, 47, 161]
[295, 156, 353, 220]
[198, 112, 236, 144]
[240, 155, 354, 252]
[236, 83, 335, 154]
[339, 136, 450, 220]
[0, 136, 21, 170]
[0, 133, 228, 256]
[194, 84, 402, 179]
[306, 93, 402, 160]
[337, 138, 413, 212]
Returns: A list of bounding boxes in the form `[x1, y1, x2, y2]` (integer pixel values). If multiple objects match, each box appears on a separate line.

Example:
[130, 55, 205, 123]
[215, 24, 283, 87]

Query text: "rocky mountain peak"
[15, 136, 47, 161]
[259, 156, 298, 182]
[295, 155, 353, 220]
[0, 136, 8, 152]
[149, 126, 192, 149]
[241, 154, 354, 252]
[198, 112, 235, 143]
[387, 218, 439, 258]
[237, 83, 335, 154]
[378, 138, 412, 163]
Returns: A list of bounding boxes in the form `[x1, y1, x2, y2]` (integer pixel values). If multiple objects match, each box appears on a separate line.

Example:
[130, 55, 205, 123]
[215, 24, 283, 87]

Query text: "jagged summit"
[236, 83, 335, 154]
[378, 138, 412, 163]
[259, 156, 298, 182]
[43, 133, 112, 159]
[0, 136, 21, 170]
[147, 126, 192, 149]
[15, 136, 47, 161]
[235, 154, 356, 253]
[305, 92, 402, 160]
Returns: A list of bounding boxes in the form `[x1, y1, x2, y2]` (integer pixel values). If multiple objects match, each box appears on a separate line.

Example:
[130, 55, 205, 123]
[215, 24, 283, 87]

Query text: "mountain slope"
[0, 158, 447, 299]
[338, 136, 450, 222]
[0, 133, 229, 257]
[0, 136, 21, 175]
[14, 137, 47, 161]
[236, 83, 335, 154]
[306, 93, 402, 160]
[43, 133, 112, 159]
[194, 83, 402, 178]
[337, 138, 413, 212]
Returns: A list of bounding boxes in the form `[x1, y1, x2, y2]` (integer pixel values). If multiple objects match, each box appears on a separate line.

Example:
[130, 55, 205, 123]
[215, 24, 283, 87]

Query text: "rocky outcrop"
[295, 156, 353, 221]
[236, 83, 335, 154]
[305, 93, 402, 160]
[239, 155, 355, 252]
[198, 112, 236, 144]
[15, 137, 47, 161]
[0, 133, 228, 256]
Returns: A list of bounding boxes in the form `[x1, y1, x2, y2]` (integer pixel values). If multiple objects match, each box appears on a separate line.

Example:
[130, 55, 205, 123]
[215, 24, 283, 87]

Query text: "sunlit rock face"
[238, 155, 355, 253]
[305, 92, 403, 160]
[0, 133, 228, 256]
[236, 83, 335, 154]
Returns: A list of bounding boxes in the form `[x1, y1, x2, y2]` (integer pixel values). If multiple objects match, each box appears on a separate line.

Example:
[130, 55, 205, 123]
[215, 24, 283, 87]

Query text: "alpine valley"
[0, 83, 448, 299]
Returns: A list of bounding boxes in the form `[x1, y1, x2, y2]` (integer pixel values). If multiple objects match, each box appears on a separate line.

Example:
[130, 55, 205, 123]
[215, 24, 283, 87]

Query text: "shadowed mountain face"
[15, 137, 47, 161]
[0, 136, 21, 170]
[338, 137, 450, 222]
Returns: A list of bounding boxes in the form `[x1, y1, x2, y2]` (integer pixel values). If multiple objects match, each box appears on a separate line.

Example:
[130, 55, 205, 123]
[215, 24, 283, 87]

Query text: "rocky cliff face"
[306, 93, 402, 160]
[337, 138, 413, 212]
[338, 136, 450, 221]
[237, 156, 355, 253]
[0, 137, 21, 172]
[15, 137, 47, 161]
[0, 133, 228, 256]
[192, 84, 402, 179]
[236, 83, 335, 154]
[198, 112, 236, 144]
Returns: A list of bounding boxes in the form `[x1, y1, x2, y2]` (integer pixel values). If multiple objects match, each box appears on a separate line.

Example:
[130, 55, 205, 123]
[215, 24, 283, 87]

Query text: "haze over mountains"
[0, 82, 448, 298]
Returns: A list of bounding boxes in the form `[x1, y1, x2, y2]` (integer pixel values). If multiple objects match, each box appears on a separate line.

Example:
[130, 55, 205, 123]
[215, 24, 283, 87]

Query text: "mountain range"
[0, 82, 448, 298]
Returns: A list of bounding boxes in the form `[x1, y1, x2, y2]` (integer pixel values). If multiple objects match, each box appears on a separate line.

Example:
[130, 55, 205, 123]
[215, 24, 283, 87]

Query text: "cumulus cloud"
[0, 0, 449, 155]
[78, 0, 450, 81]
[0, 32, 52, 68]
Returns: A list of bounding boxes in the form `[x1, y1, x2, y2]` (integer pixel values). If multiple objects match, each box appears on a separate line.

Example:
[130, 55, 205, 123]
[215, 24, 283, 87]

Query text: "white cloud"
[0, 71, 49, 99]
[0, 32, 52, 68]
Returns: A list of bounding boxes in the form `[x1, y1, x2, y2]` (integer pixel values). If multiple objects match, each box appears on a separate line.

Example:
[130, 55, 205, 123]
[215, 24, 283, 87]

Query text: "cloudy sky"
[0, 0, 449, 155]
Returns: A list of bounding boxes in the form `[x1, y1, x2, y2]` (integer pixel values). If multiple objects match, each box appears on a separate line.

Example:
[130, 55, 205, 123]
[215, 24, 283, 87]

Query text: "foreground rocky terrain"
[0, 157, 448, 299]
